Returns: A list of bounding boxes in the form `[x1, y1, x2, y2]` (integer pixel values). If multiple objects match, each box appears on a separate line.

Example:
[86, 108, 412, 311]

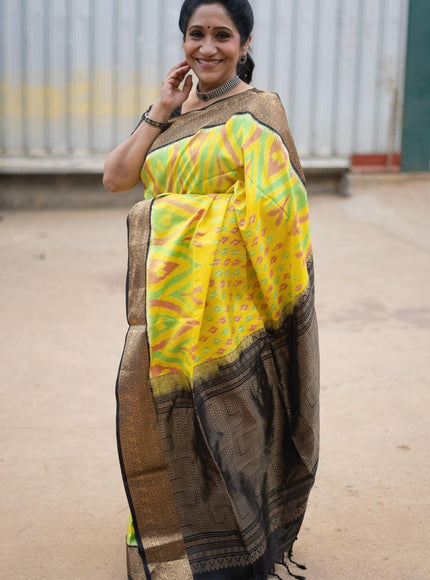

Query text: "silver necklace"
[196, 75, 241, 102]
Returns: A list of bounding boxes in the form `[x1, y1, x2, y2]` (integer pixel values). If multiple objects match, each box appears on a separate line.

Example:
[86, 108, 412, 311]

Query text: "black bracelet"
[143, 111, 172, 131]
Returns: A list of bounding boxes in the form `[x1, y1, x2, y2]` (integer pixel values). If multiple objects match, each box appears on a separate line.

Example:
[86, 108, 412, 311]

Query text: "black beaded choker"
[196, 75, 241, 102]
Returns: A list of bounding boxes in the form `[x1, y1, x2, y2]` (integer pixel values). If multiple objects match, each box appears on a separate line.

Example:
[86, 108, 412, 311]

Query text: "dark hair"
[179, 0, 255, 83]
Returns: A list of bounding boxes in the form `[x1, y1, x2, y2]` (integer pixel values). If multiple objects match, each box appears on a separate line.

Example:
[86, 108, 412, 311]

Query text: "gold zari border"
[149, 89, 306, 183]
[117, 200, 193, 579]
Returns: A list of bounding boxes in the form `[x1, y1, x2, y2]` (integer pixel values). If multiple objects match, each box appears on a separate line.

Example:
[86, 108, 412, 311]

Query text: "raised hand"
[153, 60, 193, 118]
[103, 63, 193, 193]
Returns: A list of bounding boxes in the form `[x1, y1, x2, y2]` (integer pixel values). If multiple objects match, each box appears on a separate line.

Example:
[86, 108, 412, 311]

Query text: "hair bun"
[237, 52, 255, 83]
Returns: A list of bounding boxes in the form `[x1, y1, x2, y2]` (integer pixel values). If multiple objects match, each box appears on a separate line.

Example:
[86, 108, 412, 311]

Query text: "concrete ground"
[1, 174, 429, 579]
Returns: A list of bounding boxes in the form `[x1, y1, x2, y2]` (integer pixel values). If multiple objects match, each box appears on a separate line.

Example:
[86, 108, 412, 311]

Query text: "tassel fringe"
[270, 546, 307, 580]
[287, 547, 307, 571]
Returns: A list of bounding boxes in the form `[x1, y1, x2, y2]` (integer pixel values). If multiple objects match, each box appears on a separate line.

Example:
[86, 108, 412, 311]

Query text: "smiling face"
[183, 3, 246, 92]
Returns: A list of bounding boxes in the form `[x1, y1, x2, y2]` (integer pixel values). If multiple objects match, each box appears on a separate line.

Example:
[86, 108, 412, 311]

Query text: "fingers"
[159, 62, 192, 108]
[167, 61, 190, 79]
[182, 74, 193, 98]
[165, 62, 192, 90]
[172, 59, 189, 70]
[168, 64, 189, 75]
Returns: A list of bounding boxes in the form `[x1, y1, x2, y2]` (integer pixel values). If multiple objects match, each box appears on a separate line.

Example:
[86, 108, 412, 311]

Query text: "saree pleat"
[116, 90, 319, 580]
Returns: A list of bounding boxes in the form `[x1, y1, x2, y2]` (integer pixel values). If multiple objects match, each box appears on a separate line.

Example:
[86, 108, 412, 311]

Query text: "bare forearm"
[103, 103, 172, 193]
[103, 62, 193, 194]
[103, 124, 159, 193]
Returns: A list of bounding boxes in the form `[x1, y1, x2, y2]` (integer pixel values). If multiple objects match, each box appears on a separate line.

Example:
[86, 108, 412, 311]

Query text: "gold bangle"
[143, 111, 172, 131]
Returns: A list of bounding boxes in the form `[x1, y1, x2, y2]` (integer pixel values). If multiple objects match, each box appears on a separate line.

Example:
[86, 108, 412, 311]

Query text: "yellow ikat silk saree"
[116, 90, 319, 580]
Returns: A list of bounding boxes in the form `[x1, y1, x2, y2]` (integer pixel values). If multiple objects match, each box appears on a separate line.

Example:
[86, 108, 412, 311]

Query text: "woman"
[104, 1, 319, 579]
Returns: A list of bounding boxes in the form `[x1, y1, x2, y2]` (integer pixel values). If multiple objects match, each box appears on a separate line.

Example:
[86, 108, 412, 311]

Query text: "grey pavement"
[1, 174, 430, 579]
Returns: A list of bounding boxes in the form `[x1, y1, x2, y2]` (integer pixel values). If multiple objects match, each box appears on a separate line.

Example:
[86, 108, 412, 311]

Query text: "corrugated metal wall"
[0, 0, 409, 160]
